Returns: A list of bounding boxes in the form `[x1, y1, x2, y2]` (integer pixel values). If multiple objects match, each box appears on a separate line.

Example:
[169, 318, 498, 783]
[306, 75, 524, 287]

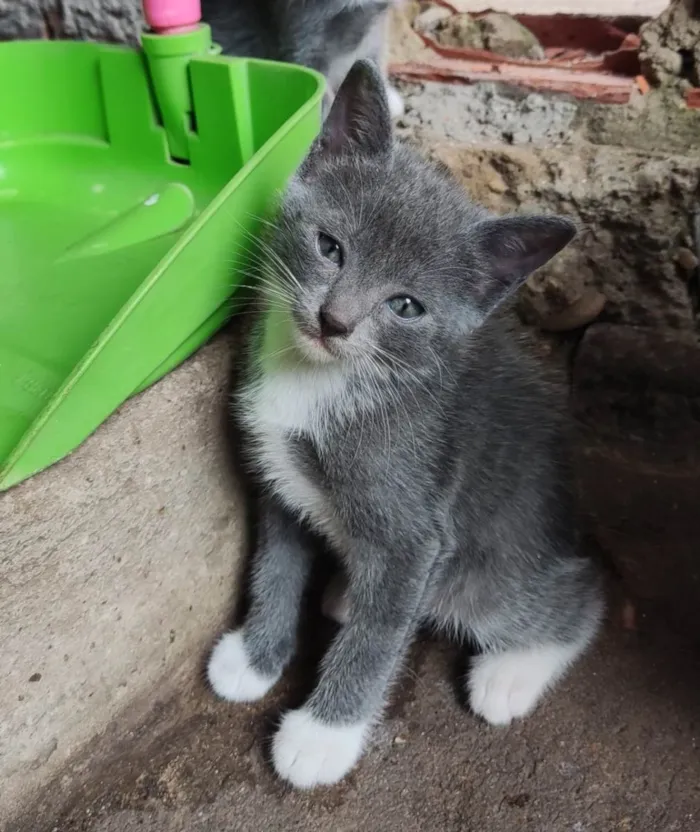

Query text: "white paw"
[387, 84, 405, 118]
[207, 630, 279, 703]
[469, 644, 578, 726]
[321, 574, 350, 625]
[272, 708, 368, 788]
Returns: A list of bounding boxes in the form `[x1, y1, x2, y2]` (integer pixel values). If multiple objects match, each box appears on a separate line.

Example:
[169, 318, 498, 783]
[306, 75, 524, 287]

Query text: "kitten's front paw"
[207, 630, 279, 702]
[272, 708, 368, 788]
[386, 84, 405, 118]
[468, 645, 574, 726]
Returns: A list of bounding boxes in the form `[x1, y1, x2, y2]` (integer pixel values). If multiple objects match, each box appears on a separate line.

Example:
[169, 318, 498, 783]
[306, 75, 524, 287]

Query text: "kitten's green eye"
[317, 232, 343, 266]
[387, 296, 425, 319]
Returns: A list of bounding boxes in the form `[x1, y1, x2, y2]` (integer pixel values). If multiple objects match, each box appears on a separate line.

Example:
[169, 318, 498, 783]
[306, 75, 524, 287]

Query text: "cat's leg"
[464, 557, 603, 725]
[467, 640, 590, 726]
[361, 8, 405, 118]
[272, 540, 436, 788]
[432, 547, 603, 725]
[207, 495, 313, 703]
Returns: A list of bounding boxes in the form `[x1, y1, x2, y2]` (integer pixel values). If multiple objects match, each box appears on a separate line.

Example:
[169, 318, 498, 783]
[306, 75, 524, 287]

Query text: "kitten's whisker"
[228, 215, 305, 296]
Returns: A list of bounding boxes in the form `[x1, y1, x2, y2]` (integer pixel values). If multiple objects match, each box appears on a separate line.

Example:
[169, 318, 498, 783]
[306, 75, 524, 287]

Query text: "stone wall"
[0, 0, 141, 42]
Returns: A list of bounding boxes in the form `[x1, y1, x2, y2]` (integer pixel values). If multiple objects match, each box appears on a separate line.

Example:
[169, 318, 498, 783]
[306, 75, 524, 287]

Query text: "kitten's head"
[265, 60, 575, 372]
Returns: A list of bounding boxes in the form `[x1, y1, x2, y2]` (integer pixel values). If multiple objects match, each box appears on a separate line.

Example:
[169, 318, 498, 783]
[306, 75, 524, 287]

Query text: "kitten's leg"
[207, 496, 312, 702]
[467, 639, 591, 726]
[364, 9, 405, 118]
[463, 559, 603, 725]
[272, 541, 435, 788]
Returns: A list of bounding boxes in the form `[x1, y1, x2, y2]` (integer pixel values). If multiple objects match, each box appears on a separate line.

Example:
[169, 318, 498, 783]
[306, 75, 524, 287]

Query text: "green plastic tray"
[0, 35, 323, 490]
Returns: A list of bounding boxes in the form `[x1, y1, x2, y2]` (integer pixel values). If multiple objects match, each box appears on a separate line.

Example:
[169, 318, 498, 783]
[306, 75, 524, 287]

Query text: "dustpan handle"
[143, 0, 201, 34]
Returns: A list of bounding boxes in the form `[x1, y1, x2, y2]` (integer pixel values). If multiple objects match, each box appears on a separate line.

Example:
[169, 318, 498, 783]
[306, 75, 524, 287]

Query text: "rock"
[399, 83, 578, 147]
[538, 289, 606, 333]
[639, 0, 700, 89]
[424, 10, 544, 60]
[389, 3, 435, 64]
[573, 324, 700, 453]
[478, 12, 545, 61]
[430, 12, 484, 50]
[641, 45, 684, 84]
[430, 143, 700, 330]
[675, 246, 698, 272]
[574, 324, 700, 399]
[0, 0, 49, 38]
[413, 4, 452, 36]
[0, 0, 143, 43]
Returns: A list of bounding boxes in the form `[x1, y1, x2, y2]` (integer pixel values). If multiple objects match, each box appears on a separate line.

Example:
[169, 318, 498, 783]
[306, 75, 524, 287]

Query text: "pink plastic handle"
[142, 0, 201, 34]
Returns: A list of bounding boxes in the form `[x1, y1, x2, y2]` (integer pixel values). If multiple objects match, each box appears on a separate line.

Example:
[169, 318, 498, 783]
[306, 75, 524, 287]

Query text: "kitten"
[200, 0, 405, 116]
[207, 60, 604, 790]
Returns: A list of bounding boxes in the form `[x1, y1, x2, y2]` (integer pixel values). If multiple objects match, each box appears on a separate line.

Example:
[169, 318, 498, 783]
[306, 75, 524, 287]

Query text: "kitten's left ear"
[469, 215, 577, 317]
[301, 60, 392, 174]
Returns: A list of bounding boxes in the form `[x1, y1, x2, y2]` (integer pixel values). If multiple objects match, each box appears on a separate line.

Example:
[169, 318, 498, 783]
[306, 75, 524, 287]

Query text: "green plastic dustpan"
[0, 31, 324, 490]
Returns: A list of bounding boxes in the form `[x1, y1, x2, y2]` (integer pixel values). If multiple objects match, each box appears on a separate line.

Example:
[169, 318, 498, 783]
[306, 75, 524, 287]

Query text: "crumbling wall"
[0, 0, 141, 42]
[639, 0, 700, 89]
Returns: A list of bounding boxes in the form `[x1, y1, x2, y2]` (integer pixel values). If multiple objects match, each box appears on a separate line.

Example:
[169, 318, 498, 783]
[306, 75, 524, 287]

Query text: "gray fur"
[219, 61, 603, 767]
[201, 0, 395, 110]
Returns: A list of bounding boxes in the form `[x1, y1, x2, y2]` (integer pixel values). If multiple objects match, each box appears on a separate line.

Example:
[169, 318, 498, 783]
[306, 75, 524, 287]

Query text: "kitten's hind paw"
[468, 643, 581, 726]
[272, 708, 368, 788]
[207, 630, 279, 702]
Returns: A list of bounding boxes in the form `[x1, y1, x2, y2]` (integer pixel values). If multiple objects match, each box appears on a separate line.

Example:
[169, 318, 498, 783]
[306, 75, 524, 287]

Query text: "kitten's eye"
[317, 232, 343, 266]
[387, 296, 425, 319]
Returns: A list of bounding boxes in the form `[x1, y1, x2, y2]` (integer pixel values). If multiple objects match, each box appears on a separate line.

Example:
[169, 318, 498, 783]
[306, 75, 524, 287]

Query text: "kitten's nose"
[319, 306, 353, 338]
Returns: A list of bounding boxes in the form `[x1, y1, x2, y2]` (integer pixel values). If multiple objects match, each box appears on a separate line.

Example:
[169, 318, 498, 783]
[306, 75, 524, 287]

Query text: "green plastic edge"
[0, 54, 324, 491]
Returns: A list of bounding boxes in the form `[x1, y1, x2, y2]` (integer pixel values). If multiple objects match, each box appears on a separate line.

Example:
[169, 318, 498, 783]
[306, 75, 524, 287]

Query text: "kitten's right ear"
[300, 60, 392, 174]
[468, 214, 577, 319]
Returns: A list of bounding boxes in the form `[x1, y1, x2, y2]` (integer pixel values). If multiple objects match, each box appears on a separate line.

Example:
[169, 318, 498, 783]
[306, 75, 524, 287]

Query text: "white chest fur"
[238, 362, 351, 540]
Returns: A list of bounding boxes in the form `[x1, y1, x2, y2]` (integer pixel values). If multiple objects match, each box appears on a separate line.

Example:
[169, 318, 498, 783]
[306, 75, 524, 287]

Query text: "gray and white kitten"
[207, 61, 604, 790]
[200, 0, 404, 115]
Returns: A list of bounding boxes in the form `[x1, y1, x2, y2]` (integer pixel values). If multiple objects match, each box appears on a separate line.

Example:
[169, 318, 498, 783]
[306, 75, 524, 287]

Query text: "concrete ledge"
[454, 1, 668, 14]
[0, 333, 244, 825]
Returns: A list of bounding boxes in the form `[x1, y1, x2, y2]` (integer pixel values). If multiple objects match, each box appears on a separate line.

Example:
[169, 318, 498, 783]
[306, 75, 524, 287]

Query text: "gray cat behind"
[207, 60, 604, 789]
[200, 0, 404, 115]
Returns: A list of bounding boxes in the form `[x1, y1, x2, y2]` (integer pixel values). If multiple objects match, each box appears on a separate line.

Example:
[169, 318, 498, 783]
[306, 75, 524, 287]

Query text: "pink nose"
[319, 307, 352, 338]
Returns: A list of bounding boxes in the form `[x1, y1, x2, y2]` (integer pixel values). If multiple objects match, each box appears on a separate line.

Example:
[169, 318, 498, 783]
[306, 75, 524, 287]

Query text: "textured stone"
[639, 0, 700, 88]
[0, 0, 142, 42]
[60, 0, 142, 43]
[388, 3, 435, 65]
[429, 12, 484, 50]
[430, 142, 700, 330]
[572, 323, 700, 454]
[413, 4, 452, 36]
[0, 0, 48, 39]
[478, 12, 545, 60]
[537, 288, 606, 333]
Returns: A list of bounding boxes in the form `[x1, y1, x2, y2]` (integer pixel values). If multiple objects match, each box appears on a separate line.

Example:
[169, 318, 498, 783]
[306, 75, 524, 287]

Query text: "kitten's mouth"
[294, 327, 338, 364]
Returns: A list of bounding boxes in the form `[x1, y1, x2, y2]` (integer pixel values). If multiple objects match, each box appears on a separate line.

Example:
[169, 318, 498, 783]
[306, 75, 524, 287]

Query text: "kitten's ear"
[469, 215, 576, 317]
[301, 60, 392, 173]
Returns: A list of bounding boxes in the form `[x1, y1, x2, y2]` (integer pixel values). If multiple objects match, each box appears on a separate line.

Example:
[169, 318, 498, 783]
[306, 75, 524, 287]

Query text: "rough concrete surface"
[0, 1, 142, 42]
[398, 82, 579, 146]
[419, 139, 700, 331]
[1, 334, 245, 827]
[452, 1, 668, 13]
